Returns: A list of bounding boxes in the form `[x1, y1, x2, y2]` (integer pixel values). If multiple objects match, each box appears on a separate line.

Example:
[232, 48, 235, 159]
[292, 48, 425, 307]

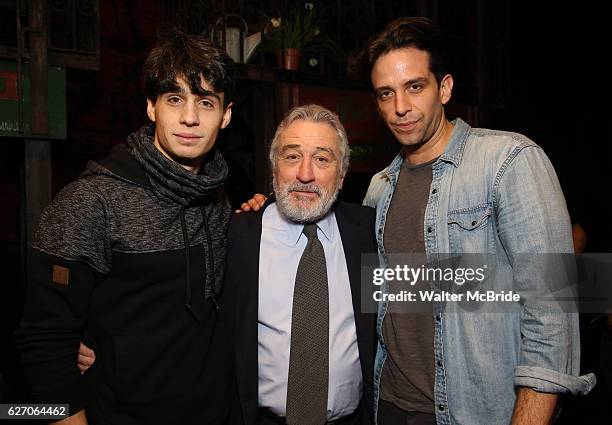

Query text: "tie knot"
[302, 223, 318, 240]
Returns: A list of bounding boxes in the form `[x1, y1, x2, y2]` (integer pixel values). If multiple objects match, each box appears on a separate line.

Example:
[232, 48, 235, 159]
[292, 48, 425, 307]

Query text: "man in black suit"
[224, 104, 377, 425]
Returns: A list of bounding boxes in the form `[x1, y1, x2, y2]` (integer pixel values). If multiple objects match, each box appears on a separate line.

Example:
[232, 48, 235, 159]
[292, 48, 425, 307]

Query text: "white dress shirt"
[258, 203, 362, 420]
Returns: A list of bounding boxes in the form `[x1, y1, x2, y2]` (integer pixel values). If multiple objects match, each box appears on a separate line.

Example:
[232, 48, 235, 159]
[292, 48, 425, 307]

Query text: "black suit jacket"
[223, 201, 377, 425]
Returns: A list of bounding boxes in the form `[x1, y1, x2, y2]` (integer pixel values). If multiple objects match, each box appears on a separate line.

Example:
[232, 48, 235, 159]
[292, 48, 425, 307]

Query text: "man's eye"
[377, 90, 392, 100]
[200, 99, 215, 108]
[284, 154, 300, 161]
[167, 96, 182, 104]
[409, 84, 424, 92]
[314, 155, 333, 167]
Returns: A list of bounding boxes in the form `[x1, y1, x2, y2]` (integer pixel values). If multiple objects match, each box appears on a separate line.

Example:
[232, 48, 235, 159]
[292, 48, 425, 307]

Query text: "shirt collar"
[381, 117, 472, 182]
[273, 203, 335, 245]
[439, 117, 471, 167]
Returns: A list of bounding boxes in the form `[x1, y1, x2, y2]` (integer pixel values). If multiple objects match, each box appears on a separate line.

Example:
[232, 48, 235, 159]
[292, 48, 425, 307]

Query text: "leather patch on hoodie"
[52, 265, 70, 286]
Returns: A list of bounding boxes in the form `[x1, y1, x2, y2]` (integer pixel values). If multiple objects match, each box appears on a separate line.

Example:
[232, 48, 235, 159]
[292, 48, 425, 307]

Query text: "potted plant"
[256, 2, 337, 71]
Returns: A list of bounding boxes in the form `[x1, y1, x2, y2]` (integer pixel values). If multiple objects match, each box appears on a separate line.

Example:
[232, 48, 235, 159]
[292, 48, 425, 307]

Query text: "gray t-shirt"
[380, 157, 436, 414]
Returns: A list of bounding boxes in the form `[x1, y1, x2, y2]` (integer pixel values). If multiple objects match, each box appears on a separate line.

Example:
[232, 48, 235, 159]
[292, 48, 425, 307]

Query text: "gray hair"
[269, 104, 350, 177]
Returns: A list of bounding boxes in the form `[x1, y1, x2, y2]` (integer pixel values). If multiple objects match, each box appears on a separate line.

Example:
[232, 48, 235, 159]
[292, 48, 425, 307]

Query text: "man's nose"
[180, 102, 199, 126]
[394, 91, 412, 116]
[296, 158, 315, 183]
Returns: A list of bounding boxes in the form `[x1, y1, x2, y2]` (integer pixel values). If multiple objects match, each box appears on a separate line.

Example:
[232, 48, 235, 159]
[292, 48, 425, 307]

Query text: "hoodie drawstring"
[180, 206, 200, 322]
[200, 205, 220, 312]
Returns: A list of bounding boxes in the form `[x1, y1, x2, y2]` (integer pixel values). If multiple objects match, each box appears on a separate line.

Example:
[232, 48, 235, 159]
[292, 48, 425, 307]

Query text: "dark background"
[1, 0, 610, 423]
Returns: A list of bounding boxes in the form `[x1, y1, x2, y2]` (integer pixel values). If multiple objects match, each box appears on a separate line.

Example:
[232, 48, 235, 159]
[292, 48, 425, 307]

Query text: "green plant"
[257, 2, 337, 56]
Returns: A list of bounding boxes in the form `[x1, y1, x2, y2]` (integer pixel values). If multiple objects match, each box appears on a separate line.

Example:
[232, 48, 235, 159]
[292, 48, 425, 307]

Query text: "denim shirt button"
[432, 188, 437, 194]
[438, 404, 445, 411]
[437, 360, 442, 367]
[427, 226, 433, 233]
[435, 314, 441, 322]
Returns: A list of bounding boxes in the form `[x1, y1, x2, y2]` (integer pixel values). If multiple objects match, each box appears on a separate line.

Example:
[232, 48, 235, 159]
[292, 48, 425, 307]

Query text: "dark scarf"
[126, 124, 228, 205]
[126, 124, 229, 314]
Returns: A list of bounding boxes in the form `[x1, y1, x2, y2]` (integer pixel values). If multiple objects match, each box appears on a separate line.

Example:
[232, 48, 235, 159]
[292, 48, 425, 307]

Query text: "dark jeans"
[377, 400, 436, 425]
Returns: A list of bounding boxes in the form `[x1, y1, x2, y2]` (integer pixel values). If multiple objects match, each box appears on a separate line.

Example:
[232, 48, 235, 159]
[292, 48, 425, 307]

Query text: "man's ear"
[221, 102, 233, 129]
[146, 99, 156, 122]
[440, 74, 454, 105]
[338, 171, 345, 190]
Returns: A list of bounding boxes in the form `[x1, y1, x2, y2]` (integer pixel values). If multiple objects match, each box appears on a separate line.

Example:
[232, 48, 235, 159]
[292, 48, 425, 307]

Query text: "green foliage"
[257, 2, 337, 58]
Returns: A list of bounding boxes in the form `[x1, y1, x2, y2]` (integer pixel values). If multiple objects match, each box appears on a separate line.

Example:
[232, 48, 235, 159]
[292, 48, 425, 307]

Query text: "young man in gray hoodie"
[15, 31, 234, 425]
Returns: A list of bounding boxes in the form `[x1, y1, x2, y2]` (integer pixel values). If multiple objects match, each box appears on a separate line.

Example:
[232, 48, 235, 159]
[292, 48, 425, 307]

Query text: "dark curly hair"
[143, 31, 235, 107]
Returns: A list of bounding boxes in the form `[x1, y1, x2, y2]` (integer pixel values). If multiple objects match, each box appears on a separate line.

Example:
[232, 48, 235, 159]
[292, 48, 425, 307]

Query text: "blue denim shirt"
[364, 118, 596, 425]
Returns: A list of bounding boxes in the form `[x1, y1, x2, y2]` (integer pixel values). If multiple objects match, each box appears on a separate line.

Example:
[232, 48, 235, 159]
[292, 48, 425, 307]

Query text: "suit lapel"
[334, 202, 377, 423]
[334, 202, 362, 315]
[334, 202, 371, 368]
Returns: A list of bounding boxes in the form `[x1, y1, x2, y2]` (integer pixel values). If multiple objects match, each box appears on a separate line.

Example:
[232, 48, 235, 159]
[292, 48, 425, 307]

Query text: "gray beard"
[273, 179, 339, 223]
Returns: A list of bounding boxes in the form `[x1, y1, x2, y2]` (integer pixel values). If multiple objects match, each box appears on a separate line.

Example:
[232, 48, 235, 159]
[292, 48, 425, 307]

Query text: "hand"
[572, 223, 587, 254]
[51, 409, 88, 424]
[235, 193, 267, 213]
[77, 342, 96, 374]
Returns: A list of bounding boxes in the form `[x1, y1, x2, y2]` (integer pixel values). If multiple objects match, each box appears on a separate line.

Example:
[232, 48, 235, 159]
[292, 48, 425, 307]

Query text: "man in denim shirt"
[354, 17, 596, 425]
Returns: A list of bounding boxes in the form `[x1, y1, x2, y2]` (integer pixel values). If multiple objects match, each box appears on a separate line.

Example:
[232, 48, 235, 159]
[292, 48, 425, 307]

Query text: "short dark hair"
[143, 31, 235, 106]
[351, 17, 449, 86]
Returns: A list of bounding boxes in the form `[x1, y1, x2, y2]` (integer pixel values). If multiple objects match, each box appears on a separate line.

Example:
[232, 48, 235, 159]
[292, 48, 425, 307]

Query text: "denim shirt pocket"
[447, 204, 492, 253]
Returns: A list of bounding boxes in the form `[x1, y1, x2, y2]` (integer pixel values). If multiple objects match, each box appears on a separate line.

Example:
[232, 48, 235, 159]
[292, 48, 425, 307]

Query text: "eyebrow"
[374, 77, 428, 92]
[315, 146, 336, 157]
[280, 144, 337, 157]
[194, 88, 221, 102]
[168, 87, 221, 102]
[404, 77, 428, 86]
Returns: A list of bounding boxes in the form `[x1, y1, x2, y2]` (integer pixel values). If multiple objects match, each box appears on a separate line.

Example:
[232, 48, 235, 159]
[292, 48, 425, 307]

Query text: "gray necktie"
[286, 223, 329, 425]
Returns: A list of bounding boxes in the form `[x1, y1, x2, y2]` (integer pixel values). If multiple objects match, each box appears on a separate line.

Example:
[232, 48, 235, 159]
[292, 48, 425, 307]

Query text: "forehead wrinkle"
[279, 143, 301, 152]
[281, 133, 339, 146]
[277, 120, 342, 157]
[279, 141, 338, 157]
